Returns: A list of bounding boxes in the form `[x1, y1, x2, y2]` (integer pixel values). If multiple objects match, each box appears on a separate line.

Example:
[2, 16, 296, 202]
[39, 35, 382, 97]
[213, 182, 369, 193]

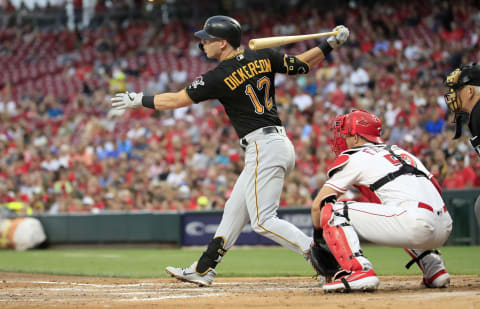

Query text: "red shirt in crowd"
[442, 173, 466, 189]
[458, 166, 476, 187]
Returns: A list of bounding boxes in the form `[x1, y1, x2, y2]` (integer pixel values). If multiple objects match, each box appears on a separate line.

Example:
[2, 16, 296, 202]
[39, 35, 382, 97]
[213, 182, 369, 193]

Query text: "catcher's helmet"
[194, 15, 242, 48]
[329, 110, 384, 156]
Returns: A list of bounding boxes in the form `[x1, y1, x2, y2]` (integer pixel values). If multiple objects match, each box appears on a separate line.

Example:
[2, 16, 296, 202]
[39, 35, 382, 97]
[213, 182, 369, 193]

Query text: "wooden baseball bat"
[248, 31, 338, 50]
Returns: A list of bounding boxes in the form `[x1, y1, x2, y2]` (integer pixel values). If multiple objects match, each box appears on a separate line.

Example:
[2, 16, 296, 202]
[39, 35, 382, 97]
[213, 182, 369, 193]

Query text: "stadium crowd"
[1, 0, 480, 215]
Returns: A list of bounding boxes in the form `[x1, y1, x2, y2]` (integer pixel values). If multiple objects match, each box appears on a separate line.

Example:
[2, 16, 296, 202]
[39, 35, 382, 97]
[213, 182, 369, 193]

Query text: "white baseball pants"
[214, 126, 312, 255]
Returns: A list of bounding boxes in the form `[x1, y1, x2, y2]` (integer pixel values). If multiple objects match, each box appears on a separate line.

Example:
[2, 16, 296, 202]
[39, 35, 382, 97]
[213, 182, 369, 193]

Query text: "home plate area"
[0, 273, 479, 309]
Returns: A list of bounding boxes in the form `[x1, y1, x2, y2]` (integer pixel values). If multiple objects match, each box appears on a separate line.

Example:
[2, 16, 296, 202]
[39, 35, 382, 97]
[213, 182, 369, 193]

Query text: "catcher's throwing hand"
[326, 25, 349, 49]
[111, 92, 143, 110]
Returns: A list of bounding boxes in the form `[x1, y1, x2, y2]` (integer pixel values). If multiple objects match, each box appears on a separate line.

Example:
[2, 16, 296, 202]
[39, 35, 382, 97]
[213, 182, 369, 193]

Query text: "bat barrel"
[248, 31, 338, 50]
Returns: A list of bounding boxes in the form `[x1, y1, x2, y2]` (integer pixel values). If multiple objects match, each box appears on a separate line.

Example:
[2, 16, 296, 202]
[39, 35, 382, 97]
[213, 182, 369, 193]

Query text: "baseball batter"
[311, 110, 452, 292]
[111, 15, 350, 286]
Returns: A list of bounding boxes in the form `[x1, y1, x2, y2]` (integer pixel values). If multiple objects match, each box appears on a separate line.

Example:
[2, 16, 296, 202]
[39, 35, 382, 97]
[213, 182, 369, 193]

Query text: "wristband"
[319, 41, 333, 57]
[142, 96, 155, 109]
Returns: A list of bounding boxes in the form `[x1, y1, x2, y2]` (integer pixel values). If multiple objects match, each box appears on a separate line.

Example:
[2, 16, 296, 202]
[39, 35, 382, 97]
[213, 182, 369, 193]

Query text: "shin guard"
[320, 203, 371, 271]
[196, 237, 227, 274]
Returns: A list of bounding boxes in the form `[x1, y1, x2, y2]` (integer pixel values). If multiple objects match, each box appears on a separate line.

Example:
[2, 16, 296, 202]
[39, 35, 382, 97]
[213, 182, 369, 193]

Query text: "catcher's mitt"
[308, 243, 341, 282]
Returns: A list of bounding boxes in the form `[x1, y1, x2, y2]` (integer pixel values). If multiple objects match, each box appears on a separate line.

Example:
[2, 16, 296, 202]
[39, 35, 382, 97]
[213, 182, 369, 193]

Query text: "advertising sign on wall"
[182, 209, 313, 246]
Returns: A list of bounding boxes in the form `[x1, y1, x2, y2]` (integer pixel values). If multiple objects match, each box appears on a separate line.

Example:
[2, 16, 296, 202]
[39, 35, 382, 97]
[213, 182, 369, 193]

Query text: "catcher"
[311, 110, 452, 292]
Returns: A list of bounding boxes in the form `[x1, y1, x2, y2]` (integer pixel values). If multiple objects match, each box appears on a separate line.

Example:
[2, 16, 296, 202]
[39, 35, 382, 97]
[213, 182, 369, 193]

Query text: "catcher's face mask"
[328, 115, 348, 157]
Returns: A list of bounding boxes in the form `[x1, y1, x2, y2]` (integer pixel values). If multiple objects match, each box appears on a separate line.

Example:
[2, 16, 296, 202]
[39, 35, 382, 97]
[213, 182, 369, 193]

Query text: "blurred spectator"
[442, 165, 465, 189]
[425, 108, 446, 135]
[2, 0, 480, 215]
[455, 154, 476, 188]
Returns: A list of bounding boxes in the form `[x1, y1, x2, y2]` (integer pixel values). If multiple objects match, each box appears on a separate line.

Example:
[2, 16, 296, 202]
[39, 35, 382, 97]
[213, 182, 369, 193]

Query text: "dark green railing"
[31, 189, 480, 246]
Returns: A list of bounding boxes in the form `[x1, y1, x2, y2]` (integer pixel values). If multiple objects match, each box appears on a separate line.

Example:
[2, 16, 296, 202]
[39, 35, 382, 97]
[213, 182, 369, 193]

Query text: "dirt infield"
[0, 272, 479, 309]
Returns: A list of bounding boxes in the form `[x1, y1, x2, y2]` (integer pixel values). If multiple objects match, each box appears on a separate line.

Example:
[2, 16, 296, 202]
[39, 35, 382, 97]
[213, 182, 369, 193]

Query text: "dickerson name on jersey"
[224, 59, 272, 90]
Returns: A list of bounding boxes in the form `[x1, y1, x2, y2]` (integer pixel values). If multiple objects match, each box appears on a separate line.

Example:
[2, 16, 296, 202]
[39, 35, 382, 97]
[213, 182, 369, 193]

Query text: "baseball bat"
[248, 31, 338, 50]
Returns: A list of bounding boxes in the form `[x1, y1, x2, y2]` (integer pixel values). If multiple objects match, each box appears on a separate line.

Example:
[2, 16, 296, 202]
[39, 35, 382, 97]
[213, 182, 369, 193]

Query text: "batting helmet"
[329, 110, 384, 156]
[194, 15, 242, 48]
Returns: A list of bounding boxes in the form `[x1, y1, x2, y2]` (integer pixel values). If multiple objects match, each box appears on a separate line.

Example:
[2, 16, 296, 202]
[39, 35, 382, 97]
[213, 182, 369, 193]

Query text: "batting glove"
[111, 92, 143, 110]
[327, 25, 350, 49]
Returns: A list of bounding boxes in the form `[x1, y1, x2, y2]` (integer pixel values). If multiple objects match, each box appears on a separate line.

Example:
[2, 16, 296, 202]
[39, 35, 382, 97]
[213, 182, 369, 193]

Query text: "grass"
[0, 246, 478, 278]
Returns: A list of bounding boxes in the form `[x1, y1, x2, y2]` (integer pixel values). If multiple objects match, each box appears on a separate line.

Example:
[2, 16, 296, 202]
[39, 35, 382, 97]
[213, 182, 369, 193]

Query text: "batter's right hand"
[327, 25, 349, 49]
[111, 92, 143, 110]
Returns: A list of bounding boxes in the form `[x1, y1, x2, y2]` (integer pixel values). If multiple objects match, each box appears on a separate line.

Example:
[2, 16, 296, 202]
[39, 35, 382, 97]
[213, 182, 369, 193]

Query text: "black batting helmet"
[194, 15, 242, 48]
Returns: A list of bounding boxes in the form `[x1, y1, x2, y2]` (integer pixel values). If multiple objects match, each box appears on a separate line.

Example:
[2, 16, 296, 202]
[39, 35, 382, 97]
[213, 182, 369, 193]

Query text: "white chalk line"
[0, 280, 318, 303]
[390, 290, 480, 300]
[354, 290, 480, 302]
[0, 293, 226, 302]
[1, 290, 479, 303]
[4, 290, 477, 303]
[0, 285, 318, 295]
[2, 280, 480, 303]
[118, 293, 225, 301]
[21, 280, 281, 288]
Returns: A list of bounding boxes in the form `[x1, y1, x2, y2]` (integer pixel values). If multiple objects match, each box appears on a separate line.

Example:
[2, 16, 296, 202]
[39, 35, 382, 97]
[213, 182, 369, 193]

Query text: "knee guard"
[196, 237, 227, 274]
[320, 202, 368, 271]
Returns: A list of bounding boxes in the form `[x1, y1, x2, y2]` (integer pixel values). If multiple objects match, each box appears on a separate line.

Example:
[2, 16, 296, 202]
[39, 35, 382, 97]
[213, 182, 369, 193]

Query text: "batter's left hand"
[327, 25, 349, 49]
[111, 92, 143, 110]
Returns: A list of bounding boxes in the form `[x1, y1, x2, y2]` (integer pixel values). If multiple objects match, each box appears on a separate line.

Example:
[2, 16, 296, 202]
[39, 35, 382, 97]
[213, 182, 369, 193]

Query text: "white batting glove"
[327, 25, 350, 49]
[111, 92, 143, 110]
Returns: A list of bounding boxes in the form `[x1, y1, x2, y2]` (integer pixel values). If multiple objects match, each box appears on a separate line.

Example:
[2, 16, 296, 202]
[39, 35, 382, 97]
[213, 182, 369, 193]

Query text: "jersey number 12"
[245, 76, 273, 114]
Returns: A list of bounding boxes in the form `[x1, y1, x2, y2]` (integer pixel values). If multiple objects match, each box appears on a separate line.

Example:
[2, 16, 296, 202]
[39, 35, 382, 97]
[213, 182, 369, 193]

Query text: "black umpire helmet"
[194, 15, 242, 48]
[444, 63, 480, 138]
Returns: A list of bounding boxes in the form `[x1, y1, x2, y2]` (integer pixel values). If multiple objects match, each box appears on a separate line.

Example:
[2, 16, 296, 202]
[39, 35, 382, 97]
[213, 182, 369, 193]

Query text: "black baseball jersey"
[185, 48, 309, 138]
[468, 99, 480, 156]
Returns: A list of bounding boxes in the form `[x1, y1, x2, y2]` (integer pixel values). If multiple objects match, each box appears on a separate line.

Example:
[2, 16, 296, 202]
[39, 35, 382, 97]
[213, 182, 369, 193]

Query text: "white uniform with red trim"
[325, 143, 452, 249]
